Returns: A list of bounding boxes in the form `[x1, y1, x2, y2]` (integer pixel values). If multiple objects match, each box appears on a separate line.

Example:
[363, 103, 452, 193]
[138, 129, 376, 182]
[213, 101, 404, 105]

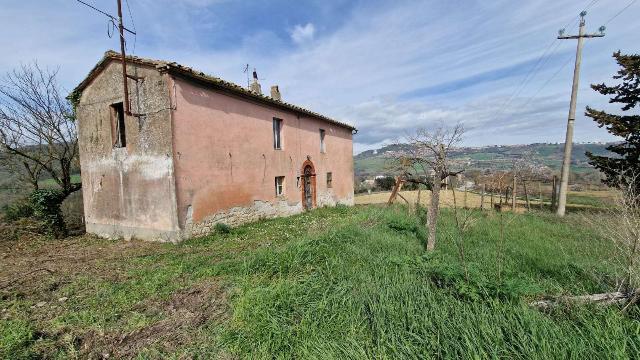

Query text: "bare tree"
[0, 62, 80, 198]
[390, 124, 465, 251]
[599, 172, 640, 294]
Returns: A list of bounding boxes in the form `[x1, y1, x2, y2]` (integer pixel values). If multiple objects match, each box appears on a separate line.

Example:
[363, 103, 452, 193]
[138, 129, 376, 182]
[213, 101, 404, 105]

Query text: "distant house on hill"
[73, 51, 356, 242]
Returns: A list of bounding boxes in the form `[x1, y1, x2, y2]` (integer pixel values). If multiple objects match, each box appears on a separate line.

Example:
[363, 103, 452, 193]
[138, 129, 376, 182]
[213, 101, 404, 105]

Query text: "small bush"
[2, 200, 34, 222]
[29, 189, 67, 237]
[214, 222, 231, 234]
[334, 203, 349, 214]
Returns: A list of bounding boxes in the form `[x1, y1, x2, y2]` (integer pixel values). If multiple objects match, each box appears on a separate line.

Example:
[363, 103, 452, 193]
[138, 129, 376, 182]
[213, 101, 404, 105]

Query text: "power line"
[124, 0, 137, 54]
[75, 0, 117, 21]
[604, 0, 637, 25]
[519, 52, 576, 110]
[75, 0, 136, 35]
[489, 0, 600, 123]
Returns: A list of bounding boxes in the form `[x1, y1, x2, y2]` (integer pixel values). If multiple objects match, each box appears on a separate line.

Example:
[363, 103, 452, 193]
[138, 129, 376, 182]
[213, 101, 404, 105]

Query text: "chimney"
[270, 85, 281, 101]
[249, 68, 262, 95]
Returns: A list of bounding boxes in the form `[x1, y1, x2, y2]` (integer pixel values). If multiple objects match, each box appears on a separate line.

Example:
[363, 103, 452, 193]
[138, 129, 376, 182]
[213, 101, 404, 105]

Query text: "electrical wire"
[124, 0, 137, 54]
[489, 0, 600, 122]
[75, 0, 117, 21]
[519, 52, 576, 111]
[604, 0, 637, 25]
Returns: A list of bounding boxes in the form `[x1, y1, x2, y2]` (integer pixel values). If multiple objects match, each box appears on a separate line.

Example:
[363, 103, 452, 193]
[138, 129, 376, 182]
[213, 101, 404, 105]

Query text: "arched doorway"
[300, 159, 316, 210]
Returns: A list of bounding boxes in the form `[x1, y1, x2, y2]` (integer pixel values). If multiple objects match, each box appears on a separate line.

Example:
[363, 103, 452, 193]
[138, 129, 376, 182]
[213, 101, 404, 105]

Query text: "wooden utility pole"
[116, 0, 131, 115]
[556, 11, 605, 216]
[75, 0, 137, 115]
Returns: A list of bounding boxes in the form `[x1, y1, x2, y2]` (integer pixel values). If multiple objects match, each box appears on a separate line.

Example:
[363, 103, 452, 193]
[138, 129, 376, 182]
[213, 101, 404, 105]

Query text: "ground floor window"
[327, 172, 333, 188]
[275, 176, 285, 196]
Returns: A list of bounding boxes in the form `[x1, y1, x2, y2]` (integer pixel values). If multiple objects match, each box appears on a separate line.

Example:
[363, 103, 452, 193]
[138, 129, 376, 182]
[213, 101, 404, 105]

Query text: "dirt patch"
[0, 230, 165, 299]
[80, 279, 229, 358]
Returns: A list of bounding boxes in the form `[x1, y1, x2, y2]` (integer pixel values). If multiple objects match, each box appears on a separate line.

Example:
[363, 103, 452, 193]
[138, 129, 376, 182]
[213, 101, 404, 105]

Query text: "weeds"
[1, 205, 638, 358]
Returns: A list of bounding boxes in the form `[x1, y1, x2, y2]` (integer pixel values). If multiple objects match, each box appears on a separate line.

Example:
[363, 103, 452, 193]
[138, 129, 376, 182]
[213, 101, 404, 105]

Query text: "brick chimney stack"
[250, 68, 262, 95]
[270, 85, 281, 101]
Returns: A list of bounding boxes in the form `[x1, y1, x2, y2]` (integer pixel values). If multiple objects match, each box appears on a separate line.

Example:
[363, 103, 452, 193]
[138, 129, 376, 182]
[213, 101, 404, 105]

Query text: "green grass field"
[1, 205, 638, 358]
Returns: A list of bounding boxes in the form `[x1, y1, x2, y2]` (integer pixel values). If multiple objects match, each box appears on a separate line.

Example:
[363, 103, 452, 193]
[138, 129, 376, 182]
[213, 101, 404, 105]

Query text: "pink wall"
[170, 76, 354, 227]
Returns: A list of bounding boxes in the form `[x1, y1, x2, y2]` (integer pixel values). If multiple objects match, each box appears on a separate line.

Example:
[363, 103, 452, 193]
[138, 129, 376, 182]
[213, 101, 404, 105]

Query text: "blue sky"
[1, 0, 638, 153]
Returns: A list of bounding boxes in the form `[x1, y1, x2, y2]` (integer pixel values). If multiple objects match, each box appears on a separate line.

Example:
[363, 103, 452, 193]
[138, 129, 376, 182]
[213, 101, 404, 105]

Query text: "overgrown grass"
[1, 205, 639, 358]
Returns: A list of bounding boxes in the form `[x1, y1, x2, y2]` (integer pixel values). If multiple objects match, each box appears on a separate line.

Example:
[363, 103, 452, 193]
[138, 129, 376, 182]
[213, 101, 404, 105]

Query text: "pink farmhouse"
[73, 51, 356, 242]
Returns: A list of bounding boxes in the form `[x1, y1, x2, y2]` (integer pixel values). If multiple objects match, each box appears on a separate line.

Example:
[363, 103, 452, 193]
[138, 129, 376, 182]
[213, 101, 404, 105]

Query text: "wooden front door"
[303, 165, 314, 210]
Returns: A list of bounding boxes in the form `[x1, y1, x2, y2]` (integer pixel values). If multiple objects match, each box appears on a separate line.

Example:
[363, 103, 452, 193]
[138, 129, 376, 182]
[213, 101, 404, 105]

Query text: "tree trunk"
[426, 171, 441, 251]
[426, 144, 446, 252]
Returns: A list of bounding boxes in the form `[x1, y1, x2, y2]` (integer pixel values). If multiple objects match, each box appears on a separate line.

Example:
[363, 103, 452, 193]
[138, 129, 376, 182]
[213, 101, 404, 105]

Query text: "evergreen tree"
[585, 51, 640, 189]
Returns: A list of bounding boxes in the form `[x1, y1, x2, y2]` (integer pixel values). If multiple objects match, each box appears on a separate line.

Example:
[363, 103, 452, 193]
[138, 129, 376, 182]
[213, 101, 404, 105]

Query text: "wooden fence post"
[464, 184, 468, 209]
[538, 181, 543, 209]
[523, 179, 530, 210]
[387, 176, 404, 206]
[512, 176, 517, 211]
[551, 175, 557, 211]
[480, 184, 485, 211]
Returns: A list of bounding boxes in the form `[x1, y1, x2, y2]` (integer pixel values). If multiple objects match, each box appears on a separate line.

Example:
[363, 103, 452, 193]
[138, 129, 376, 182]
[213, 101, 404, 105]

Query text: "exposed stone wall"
[184, 191, 354, 238]
[76, 60, 180, 242]
[186, 199, 302, 238]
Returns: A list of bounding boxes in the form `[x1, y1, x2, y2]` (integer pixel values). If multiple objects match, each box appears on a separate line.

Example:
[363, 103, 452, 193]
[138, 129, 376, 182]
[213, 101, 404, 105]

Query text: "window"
[111, 102, 126, 148]
[319, 129, 326, 153]
[273, 118, 282, 149]
[326, 172, 333, 188]
[275, 176, 285, 196]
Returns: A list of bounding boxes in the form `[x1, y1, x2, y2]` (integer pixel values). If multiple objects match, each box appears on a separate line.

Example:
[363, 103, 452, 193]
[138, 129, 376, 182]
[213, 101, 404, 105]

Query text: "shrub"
[2, 200, 34, 222]
[374, 176, 396, 191]
[29, 189, 67, 237]
[214, 222, 231, 234]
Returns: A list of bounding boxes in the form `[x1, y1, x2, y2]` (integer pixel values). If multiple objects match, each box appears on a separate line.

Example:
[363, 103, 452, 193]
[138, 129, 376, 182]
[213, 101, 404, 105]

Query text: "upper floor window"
[111, 102, 126, 148]
[319, 129, 326, 153]
[273, 118, 283, 149]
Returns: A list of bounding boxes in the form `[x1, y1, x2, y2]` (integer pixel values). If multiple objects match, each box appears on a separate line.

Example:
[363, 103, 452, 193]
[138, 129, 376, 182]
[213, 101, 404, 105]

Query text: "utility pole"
[75, 0, 137, 115]
[556, 11, 605, 216]
[116, 0, 132, 115]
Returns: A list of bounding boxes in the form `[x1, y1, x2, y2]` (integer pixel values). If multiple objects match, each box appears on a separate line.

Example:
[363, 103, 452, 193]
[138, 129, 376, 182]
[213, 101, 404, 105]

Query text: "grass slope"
[1, 205, 638, 358]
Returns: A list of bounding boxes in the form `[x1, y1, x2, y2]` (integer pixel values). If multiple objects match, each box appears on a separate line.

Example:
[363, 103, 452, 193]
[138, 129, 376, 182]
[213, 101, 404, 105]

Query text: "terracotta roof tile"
[73, 51, 356, 131]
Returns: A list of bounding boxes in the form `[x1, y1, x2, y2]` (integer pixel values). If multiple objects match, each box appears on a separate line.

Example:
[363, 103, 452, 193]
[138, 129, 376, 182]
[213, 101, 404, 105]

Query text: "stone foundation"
[186, 199, 302, 238]
[86, 222, 182, 243]
[86, 194, 354, 243]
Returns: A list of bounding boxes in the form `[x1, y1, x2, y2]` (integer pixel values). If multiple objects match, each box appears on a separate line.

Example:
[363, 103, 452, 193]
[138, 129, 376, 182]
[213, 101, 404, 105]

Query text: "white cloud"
[0, 0, 636, 154]
[289, 23, 316, 45]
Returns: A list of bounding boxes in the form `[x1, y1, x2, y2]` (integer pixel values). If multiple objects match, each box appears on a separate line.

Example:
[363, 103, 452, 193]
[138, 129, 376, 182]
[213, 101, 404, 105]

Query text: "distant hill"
[354, 142, 614, 178]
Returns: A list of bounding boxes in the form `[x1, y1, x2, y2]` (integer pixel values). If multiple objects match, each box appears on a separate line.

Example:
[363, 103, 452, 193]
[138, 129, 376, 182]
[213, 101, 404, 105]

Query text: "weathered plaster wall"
[170, 76, 354, 236]
[76, 61, 180, 242]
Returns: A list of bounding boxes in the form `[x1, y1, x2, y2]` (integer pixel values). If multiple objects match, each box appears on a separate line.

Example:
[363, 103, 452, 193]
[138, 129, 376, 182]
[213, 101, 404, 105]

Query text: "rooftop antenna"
[243, 64, 250, 89]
